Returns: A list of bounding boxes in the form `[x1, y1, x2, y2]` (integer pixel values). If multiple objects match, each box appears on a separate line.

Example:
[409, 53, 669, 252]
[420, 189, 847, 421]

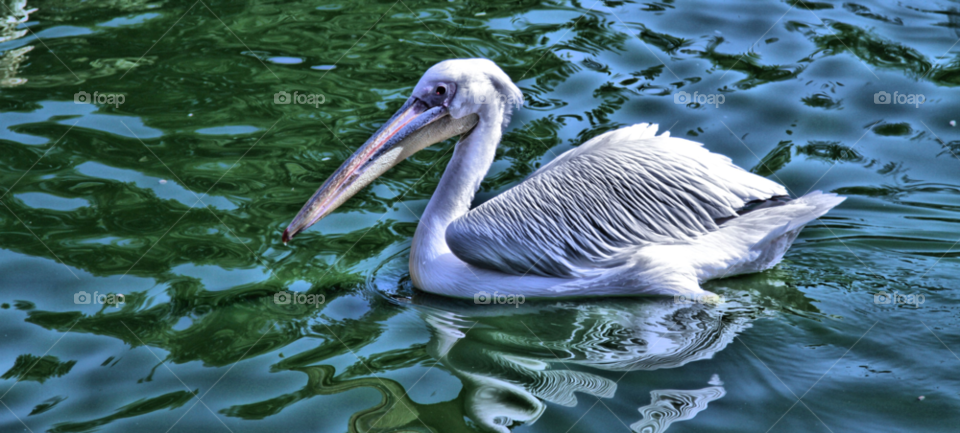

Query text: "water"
[1, 0, 958, 431]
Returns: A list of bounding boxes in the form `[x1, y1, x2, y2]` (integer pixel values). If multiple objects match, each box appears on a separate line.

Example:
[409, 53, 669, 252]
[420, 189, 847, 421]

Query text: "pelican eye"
[436, 86, 446, 95]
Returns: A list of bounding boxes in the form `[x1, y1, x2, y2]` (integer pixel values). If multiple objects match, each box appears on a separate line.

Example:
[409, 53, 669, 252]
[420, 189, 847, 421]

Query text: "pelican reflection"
[407, 295, 757, 432]
[220, 269, 816, 432]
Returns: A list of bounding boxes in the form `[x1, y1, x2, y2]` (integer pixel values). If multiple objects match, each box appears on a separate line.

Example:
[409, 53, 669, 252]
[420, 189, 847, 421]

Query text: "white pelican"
[282, 59, 844, 299]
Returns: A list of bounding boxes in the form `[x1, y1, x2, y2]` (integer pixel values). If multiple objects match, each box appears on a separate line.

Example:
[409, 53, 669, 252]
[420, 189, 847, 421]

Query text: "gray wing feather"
[445, 124, 788, 278]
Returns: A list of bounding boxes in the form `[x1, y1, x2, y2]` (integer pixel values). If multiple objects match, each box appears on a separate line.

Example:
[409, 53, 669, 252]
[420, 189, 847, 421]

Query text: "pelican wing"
[445, 123, 788, 278]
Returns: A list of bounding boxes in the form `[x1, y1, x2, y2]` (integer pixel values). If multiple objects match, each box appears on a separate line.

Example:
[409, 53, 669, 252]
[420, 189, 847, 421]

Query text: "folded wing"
[444, 124, 788, 278]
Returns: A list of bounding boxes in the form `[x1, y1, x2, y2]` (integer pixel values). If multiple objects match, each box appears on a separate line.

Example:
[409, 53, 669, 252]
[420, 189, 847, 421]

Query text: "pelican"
[282, 59, 844, 299]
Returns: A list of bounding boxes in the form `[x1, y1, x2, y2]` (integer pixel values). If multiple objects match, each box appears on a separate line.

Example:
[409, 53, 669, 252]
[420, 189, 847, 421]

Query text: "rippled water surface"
[2, 0, 960, 431]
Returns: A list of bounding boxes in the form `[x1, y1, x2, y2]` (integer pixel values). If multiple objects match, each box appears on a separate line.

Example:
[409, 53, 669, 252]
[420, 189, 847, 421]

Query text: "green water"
[2, 0, 959, 431]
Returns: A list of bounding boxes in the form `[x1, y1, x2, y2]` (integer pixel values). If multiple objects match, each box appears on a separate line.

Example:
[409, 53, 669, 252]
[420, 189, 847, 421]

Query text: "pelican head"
[282, 59, 522, 243]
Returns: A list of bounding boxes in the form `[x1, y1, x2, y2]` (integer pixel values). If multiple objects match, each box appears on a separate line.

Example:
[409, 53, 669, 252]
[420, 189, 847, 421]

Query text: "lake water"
[1, 0, 959, 432]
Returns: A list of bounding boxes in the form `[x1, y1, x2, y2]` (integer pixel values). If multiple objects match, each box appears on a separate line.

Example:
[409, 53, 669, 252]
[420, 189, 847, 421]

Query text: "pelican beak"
[282, 97, 479, 243]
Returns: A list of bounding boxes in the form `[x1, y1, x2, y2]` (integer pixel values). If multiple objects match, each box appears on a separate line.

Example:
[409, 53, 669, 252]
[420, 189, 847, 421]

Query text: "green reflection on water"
[2, 0, 960, 432]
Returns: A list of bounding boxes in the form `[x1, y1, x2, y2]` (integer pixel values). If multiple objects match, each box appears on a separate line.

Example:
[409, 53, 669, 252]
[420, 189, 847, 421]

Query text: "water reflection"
[7, 251, 822, 432]
[631, 383, 726, 433]
[0, 0, 35, 87]
[68, 261, 808, 433]
[202, 285, 781, 432]
[4, 0, 960, 431]
[405, 294, 752, 432]
[361, 258, 829, 433]
[0, 0, 34, 43]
